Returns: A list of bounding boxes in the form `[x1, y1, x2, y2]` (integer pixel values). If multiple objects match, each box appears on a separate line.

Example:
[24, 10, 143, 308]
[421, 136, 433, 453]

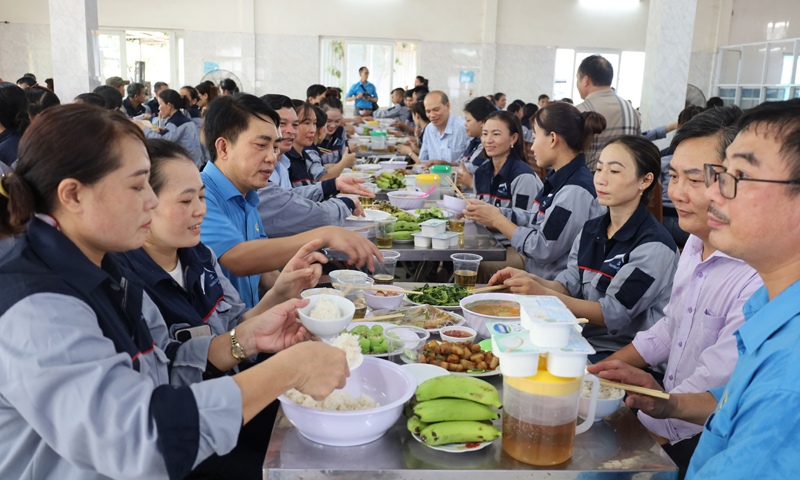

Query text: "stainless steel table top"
[263, 372, 678, 480]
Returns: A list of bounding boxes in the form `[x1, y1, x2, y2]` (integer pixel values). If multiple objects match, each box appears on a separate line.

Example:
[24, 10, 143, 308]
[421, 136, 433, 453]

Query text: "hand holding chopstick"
[586, 361, 672, 402]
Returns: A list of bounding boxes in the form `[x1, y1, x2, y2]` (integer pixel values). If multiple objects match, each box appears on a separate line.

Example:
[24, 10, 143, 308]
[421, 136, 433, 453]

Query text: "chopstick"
[576, 318, 589, 324]
[446, 176, 469, 203]
[352, 313, 405, 322]
[469, 284, 509, 294]
[598, 379, 671, 399]
[331, 284, 424, 295]
[351, 225, 375, 232]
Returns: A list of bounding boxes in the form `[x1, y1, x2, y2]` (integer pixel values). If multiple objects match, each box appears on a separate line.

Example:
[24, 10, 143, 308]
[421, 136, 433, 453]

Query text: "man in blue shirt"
[345, 66, 378, 116]
[419, 91, 470, 167]
[586, 99, 800, 479]
[200, 94, 382, 308]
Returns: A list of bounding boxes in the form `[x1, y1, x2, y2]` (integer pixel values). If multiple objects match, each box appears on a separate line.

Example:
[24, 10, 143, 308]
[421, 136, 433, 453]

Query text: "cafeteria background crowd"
[0, 52, 799, 480]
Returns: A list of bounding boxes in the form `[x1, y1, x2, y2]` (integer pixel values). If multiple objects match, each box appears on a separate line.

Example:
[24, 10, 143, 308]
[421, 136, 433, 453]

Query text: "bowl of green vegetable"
[405, 284, 471, 311]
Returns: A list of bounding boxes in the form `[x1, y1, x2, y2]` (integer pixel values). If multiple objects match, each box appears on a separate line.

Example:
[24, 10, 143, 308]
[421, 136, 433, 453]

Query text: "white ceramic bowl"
[278, 356, 417, 446]
[380, 160, 408, 172]
[364, 285, 405, 310]
[329, 270, 368, 285]
[459, 293, 521, 339]
[442, 195, 468, 214]
[297, 295, 356, 338]
[387, 191, 426, 210]
[301, 288, 344, 299]
[355, 164, 383, 173]
[439, 326, 478, 344]
[579, 395, 624, 422]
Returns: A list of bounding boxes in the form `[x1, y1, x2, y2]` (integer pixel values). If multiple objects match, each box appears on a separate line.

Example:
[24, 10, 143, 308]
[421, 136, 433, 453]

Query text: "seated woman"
[491, 136, 680, 360]
[143, 88, 207, 169]
[454, 96, 495, 190]
[180, 85, 204, 129]
[471, 111, 543, 281]
[319, 97, 349, 164]
[195, 81, 218, 116]
[313, 105, 356, 171]
[286, 101, 328, 187]
[464, 102, 607, 280]
[0, 104, 349, 480]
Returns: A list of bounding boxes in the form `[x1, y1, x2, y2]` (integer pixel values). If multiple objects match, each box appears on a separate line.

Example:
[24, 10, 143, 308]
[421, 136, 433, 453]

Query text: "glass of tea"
[449, 218, 465, 233]
[376, 217, 397, 249]
[373, 250, 401, 285]
[335, 274, 374, 319]
[359, 182, 377, 207]
[450, 253, 483, 288]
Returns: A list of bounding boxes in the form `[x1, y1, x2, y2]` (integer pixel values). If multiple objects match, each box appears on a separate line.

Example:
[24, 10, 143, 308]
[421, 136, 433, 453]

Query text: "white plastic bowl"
[412, 233, 431, 248]
[278, 356, 417, 446]
[380, 160, 408, 172]
[579, 395, 624, 422]
[387, 191, 426, 210]
[459, 293, 521, 338]
[439, 326, 478, 344]
[419, 219, 447, 236]
[365, 285, 405, 310]
[411, 165, 425, 174]
[443, 195, 468, 214]
[344, 209, 391, 229]
[355, 164, 383, 173]
[297, 295, 356, 338]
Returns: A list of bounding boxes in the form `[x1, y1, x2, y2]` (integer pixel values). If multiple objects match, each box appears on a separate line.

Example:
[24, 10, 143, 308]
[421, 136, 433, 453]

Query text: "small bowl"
[380, 160, 408, 172]
[329, 270, 368, 285]
[579, 395, 624, 422]
[301, 288, 344, 299]
[387, 191, 426, 210]
[442, 195, 468, 214]
[411, 165, 425, 174]
[364, 285, 405, 310]
[297, 295, 356, 338]
[439, 326, 478, 344]
[355, 164, 383, 173]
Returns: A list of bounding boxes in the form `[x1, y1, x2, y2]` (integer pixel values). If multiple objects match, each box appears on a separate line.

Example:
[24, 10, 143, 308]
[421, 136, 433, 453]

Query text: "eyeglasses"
[703, 163, 800, 200]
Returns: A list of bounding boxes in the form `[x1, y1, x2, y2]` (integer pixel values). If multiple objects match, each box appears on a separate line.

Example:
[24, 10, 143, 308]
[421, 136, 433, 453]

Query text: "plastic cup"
[451, 253, 483, 288]
[360, 183, 377, 207]
[336, 274, 374, 319]
[358, 137, 370, 152]
[373, 250, 401, 284]
[387, 326, 431, 364]
[377, 217, 397, 249]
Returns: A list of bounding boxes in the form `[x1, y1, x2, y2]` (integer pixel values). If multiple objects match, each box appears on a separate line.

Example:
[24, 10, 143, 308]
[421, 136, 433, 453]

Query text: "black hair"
[195, 81, 218, 102]
[313, 105, 327, 128]
[533, 102, 606, 153]
[735, 99, 800, 194]
[678, 105, 705, 126]
[261, 94, 294, 112]
[415, 75, 428, 87]
[416, 92, 428, 105]
[203, 93, 280, 163]
[412, 101, 429, 123]
[25, 86, 61, 117]
[511, 99, 525, 108]
[523, 103, 539, 120]
[404, 89, 415, 99]
[319, 96, 344, 113]
[146, 138, 195, 196]
[358, 66, 368, 74]
[706, 97, 724, 109]
[181, 85, 199, 102]
[16, 77, 36, 88]
[482, 111, 526, 161]
[153, 81, 169, 91]
[414, 86, 429, 96]
[23, 73, 36, 82]
[493, 92, 505, 103]
[670, 105, 743, 161]
[0, 82, 31, 134]
[538, 94, 550, 101]
[0, 104, 147, 236]
[463, 96, 497, 122]
[577, 55, 613, 87]
[324, 87, 342, 100]
[607, 135, 661, 204]
[293, 101, 316, 123]
[219, 78, 239, 94]
[74, 92, 108, 108]
[44, 78, 53, 91]
[306, 84, 327, 101]
[391, 87, 405, 96]
[93, 85, 123, 110]
[127, 82, 145, 97]
[158, 89, 189, 110]
[507, 103, 522, 114]
[561, 98, 573, 104]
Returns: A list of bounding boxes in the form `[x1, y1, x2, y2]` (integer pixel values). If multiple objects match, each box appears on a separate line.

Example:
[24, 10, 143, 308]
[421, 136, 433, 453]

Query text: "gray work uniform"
[555, 204, 680, 354]
[504, 154, 606, 280]
[257, 182, 356, 237]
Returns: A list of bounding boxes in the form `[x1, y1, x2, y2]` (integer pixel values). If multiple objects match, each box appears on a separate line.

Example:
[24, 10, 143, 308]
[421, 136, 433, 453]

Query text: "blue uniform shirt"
[346, 81, 378, 110]
[686, 280, 800, 479]
[418, 114, 470, 164]
[0, 129, 21, 166]
[200, 161, 267, 308]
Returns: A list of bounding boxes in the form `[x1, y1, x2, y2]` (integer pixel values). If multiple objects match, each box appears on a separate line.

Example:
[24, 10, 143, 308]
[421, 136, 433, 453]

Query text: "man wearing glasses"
[589, 99, 800, 479]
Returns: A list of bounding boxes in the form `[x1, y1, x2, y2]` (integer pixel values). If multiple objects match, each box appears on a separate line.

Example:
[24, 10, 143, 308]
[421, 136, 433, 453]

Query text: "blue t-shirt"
[686, 280, 800, 479]
[346, 81, 378, 110]
[199, 161, 267, 308]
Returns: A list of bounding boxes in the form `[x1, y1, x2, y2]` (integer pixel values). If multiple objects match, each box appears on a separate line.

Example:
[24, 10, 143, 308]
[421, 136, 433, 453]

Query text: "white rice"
[284, 388, 378, 411]
[332, 333, 363, 368]
[581, 380, 624, 400]
[309, 295, 341, 321]
[304, 288, 342, 297]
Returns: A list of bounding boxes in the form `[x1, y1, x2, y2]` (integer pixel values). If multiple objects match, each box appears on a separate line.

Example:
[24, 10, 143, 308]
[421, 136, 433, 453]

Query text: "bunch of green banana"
[391, 211, 418, 223]
[375, 171, 405, 190]
[412, 398, 498, 423]
[415, 375, 503, 408]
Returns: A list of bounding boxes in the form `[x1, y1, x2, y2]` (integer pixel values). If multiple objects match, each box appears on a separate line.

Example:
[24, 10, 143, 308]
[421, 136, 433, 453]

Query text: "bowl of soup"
[459, 293, 521, 338]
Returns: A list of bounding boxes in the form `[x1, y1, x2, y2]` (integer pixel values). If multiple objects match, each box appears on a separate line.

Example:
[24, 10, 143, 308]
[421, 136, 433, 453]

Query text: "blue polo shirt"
[346, 81, 378, 110]
[686, 280, 800, 479]
[200, 161, 266, 308]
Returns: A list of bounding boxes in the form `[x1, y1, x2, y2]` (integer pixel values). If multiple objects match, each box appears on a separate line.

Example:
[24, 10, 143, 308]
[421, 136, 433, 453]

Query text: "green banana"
[403, 396, 419, 418]
[419, 421, 502, 446]
[392, 231, 413, 240]
[413, 399, 498, 423]
[407, 416, 429, 436]
[415, 375, 503, 408]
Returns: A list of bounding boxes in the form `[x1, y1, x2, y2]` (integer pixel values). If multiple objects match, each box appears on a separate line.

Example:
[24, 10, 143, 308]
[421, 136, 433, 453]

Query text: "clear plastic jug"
[502, 360, 599, 466]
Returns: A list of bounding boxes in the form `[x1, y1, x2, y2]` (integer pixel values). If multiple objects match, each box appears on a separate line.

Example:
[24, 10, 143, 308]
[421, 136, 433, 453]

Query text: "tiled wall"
[688, 51, 715, 100]
[0, 23, 53, 84]
[183, 30, 256, 95]
[493, 45, 557, 106]
[254, 34, 318, 99]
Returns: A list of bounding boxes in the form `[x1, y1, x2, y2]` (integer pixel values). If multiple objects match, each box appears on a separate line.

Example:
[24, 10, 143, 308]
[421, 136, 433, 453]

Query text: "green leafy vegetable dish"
[413, 207, 448, 223]
[411, 284, 471, 307]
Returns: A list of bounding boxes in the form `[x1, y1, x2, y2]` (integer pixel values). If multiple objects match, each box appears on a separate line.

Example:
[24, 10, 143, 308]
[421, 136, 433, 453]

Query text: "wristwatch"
[230, 329, 247, 361]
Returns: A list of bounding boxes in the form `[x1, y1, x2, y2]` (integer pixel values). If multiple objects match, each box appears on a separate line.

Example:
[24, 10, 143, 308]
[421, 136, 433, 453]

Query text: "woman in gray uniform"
[0, 104, 349, 480]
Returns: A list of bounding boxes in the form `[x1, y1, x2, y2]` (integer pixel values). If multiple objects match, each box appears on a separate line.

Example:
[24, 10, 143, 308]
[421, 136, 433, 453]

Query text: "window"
[553, 48, 646, 108]
[99, 29, 178, 88]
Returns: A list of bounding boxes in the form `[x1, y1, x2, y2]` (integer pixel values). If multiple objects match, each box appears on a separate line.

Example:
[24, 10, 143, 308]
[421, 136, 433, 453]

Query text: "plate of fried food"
[415, 340, 501, 377]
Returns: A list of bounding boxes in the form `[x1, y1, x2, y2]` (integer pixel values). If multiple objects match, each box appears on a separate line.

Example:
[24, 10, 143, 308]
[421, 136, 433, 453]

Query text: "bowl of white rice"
[579, 380, 625, 422]
[301, 288, 344, 299]
[278, 356, 417, 446]
[298, 295, 356, 338]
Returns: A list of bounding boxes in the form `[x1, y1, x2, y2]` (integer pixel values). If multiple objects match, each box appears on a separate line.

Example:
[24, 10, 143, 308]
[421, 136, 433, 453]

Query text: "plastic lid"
[371, 131, 387, 136]
[505, 368, 582, 396]
[416, 174, 441, 183]
[430, 165, 452, 174]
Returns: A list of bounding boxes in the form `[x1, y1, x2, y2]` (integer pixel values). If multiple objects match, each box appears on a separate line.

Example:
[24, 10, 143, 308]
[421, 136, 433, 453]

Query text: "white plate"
[450, 366, 502, 378]
[402, 209, 454, 220]
[346, 209, 391, 222]
[410, 430, 495, 453]
[365, 310, 466, 334]
[391, 238, 414, 244]
[328, 322, 396, 358]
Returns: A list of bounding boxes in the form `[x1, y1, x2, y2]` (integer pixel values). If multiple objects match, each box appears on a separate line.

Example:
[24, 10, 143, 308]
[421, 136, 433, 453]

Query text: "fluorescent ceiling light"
[579, 0, 640, 9]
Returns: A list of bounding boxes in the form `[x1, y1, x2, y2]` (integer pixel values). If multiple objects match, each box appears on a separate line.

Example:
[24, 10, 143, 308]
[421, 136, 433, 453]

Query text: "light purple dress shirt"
[631, 234, 763, 443]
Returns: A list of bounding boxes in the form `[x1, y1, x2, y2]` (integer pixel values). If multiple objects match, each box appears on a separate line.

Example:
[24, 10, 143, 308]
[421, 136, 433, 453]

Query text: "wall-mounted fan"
[685, 84, 707, 108]
[201, 69, 243, 92]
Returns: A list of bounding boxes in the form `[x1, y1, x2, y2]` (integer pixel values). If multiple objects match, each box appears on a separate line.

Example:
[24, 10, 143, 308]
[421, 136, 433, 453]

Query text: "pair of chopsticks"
[331, 284, 423, 295]
[351, 313, 405, 322]
[584, 367, 670, 399]
[351, 225, 375, 232]
[446, 176, 469, 204]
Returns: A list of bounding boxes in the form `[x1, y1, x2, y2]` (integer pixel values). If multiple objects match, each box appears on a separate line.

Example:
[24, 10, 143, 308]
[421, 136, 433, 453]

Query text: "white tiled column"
[48, 0, 101, 103]
[639, 0, 698, 131]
